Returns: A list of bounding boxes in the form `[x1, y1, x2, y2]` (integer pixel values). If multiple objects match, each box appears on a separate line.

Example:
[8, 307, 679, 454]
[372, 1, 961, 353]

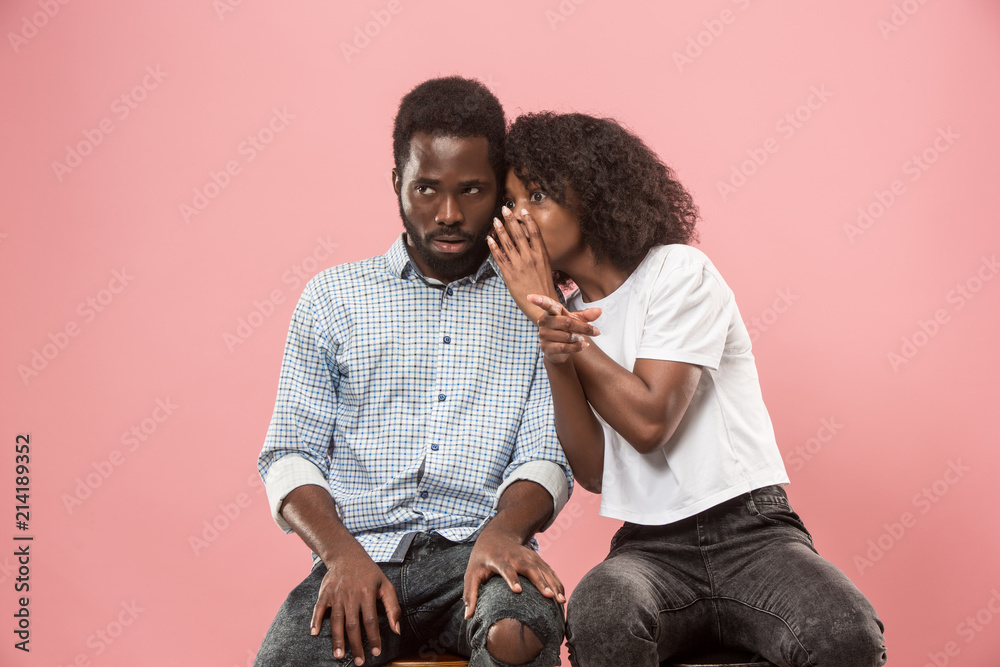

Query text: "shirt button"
[438, 394, 446, 401]
[431, 443, 440, 451]
[420, 491, 429, 499]
[446, 287, 454, 296]
[443, 336, 451, 344]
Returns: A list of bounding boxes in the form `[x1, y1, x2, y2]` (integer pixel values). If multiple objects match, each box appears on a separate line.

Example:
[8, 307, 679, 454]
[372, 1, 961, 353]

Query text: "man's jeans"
[254, 533, 564, 667]
[565, 486, 887, 666]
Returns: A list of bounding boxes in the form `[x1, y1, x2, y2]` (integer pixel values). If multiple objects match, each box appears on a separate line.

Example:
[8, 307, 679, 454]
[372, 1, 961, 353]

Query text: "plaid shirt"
[258, 234, 572, 563]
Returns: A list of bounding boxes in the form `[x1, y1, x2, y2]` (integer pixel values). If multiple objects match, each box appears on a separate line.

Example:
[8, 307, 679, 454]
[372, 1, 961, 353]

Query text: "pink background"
[3, 1, 999, 665]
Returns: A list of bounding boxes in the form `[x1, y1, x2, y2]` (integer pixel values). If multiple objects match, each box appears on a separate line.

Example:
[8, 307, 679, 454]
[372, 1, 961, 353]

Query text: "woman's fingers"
[486, 235, 508, 264]
[538, 328, 585, 344]
[519, 209, 548, 253]
[501, 205, 529, 248]
[540, 317, 599, 338]
[538, 329, 590, 353]
[492, 216, 512, 255]
[574, 306, 603, 324]
[527, 293, 603, 326]
[494, 208, 522, 258]
[528, 295, 601, 337]
[492, 218, 513, 256]
[539, 339, 587, 363]
[527, 294, 567, 317]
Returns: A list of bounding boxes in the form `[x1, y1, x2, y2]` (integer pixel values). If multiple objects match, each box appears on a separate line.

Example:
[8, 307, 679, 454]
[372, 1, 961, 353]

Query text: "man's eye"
[530, 192, 547, 203]
[466, 187, 481, 195]
[415, 185, 435, 195]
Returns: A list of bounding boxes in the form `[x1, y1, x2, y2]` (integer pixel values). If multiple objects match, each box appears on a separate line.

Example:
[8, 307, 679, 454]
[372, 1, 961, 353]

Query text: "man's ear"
[391, 168, 401, 195]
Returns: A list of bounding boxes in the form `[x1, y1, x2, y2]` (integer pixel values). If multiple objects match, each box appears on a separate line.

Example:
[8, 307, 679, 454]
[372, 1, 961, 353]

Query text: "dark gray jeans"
[565, 486, 887, 667]
[254, 533, 564, 667]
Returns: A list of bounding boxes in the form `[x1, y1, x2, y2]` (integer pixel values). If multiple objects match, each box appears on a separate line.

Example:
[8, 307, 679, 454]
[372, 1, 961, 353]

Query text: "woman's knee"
[567, 565, 657, 642]
[806, 612, 887, 666]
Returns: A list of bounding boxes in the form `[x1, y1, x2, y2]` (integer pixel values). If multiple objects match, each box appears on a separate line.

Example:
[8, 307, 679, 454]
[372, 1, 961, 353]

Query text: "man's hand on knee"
[311, 544, 401, 666]
[278, 485, 402, 665]
[462, 527, 565, 619]
[463, 480, 566, 619]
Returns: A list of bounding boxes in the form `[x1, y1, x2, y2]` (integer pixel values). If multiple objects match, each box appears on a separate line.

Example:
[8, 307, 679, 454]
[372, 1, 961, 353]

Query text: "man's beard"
[399, 205, 492, 282]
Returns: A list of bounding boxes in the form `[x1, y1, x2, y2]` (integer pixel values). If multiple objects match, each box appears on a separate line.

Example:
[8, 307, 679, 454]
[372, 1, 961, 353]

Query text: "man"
[254, 77, 581, 667]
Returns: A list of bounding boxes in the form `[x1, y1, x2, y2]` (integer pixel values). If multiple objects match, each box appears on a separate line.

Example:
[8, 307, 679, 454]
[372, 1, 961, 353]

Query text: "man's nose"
[435, 194, 464, 225]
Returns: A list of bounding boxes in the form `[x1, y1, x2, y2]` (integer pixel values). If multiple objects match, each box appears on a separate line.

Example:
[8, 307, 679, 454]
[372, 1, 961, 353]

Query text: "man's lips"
[431, 237, 470, 253]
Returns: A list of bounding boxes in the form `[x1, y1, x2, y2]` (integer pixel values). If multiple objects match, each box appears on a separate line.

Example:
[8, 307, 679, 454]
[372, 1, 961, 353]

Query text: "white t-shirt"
[567, 244, 789, 525]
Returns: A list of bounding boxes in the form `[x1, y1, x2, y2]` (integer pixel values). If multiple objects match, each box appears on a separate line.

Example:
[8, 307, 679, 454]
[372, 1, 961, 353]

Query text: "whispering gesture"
[488, 206, 600, 353]
[487, 205, 562, 322]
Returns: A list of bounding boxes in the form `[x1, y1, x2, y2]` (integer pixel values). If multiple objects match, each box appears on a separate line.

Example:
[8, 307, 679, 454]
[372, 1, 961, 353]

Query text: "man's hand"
[462, 480, 566, 619]
[462, 526, 565, 619]
[311, 542, 402, 665]
[279, 485, 401, 665]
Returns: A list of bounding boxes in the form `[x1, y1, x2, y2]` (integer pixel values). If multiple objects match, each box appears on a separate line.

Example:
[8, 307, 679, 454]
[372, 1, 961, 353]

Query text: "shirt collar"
[385, 233, 497, 286]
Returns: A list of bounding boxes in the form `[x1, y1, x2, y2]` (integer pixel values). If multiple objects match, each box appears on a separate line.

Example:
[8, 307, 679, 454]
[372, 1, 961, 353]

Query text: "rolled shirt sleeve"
[496, 349, 574, 531]
[495, 460, 570, 531]
[258, 280, 338, 531]
[263, 454, 333, 533]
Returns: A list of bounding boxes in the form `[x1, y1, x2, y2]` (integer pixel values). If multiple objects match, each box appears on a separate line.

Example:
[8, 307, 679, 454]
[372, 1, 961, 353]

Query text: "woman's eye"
[530, 192, 547, 203]
[503, 199, 515, 209]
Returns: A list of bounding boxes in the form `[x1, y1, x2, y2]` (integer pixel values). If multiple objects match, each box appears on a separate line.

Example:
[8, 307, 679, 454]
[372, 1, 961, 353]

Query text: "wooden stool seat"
[389, 654, 468, 666]
[667, 648, 775, 666]
[389, 647, 769, 666]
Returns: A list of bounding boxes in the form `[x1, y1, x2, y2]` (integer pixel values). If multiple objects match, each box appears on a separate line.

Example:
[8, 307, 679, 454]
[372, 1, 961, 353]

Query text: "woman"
[488, 112, 886, 666]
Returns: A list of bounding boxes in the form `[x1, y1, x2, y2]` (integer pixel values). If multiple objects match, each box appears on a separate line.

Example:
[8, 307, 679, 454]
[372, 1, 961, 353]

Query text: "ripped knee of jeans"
[486, 617, 543, 665]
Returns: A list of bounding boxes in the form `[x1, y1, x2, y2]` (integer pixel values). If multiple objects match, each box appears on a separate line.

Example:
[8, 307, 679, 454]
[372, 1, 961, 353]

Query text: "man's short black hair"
[392, 76, 506, 185]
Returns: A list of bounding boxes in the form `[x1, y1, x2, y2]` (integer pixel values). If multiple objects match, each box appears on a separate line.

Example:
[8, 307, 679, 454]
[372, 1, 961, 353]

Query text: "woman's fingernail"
[571, 334, 584, 343]
[592, 327, 601, 335]
[372, 647, 381, 656]
[335, 649, 344, 658]
[310, 626, 318, 636]
[521, 208, 529, 216]
[502, 206, 511, 216]
[494, 218, 502, 227]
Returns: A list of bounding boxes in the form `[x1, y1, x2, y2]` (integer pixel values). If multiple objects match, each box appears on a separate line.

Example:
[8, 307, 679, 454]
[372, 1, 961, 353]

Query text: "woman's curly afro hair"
[505, 113, 699, 273]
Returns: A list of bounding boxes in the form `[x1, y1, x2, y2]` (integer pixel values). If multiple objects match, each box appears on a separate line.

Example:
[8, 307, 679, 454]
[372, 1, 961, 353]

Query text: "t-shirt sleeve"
[635, 261, 729, 371]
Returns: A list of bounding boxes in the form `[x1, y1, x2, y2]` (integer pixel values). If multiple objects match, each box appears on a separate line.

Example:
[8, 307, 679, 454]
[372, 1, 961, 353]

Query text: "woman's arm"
[493, 200, 702, 460]
[530, 294, 703, 456]
[542, 355, 606, 493]
[489, 209, 606, 491]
